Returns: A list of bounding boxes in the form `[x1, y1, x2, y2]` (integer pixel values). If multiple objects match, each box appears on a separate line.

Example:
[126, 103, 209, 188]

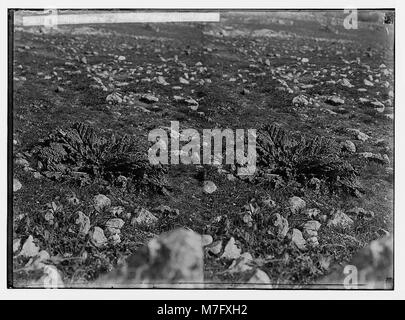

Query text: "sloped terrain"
[11, 10, 394, 288]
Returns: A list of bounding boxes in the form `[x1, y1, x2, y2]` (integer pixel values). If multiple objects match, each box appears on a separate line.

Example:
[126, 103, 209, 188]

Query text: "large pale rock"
[318, 236, 393, 289]
[97, 228, 203, 287]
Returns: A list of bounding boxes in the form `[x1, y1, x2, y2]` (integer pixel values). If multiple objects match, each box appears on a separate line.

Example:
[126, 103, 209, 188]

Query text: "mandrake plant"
[255, 124, 362, 196]
[31, 122, 169, 192]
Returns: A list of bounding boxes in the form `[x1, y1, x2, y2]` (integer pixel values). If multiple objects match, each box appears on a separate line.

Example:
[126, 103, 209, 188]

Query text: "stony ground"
[11, 11, 394, 288]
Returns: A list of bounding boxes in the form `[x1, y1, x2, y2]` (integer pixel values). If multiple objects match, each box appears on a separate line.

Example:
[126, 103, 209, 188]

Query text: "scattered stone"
[303, 220, 321, 236]
[110, 233, 121, 245]
[184, 97, 199, 107]
[325, 96, 345, 106]
[109, 206, 125, 217]
[173, 95, 184, 102]
[91, 227, 107, 247]
[347, 128, 370, 142]
[364, 79, 374, 86]
[359, 152, 389, 165]
[106, 92, 123, 104]
[203, 180, 217, 194]
[140, 94, 159, 103]
[55, 86, 65, 93]
[291, 229, 307, 250]
[273, 213, 289, 238]
[327, 209, 354, 230]
[201, 234, 213, 247]
[33, 172, 43, 179]
[340, 78, 353, 88]
[241, 88, 250, 95]
[179, 77, 189, 85]
[371, 101, 385, 113]
[156, 76, 169, 86]
[306, 236, 320, 247]
[15, 158, 30, 167]
[341, 140, 356, 153]
[75, 211, 91, 236]
[18, 235, 40, 258]
[13, 238, 21, 254]
[221, 237, 241, 260]
[207, 240, 223, 255]
[131, 208, 158, 226]
[13, 178, 22, 192]
[105, 218, 125, 235]
[289, 196, 306, 214]
[292, 95, 309, 107]
[93, 194, 111, 212]
[44, 211, 54, 223]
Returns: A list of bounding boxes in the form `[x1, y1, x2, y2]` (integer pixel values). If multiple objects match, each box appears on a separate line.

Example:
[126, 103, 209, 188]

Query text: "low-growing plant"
[255, 124, 362, 196]
[31, 122, 170, 192]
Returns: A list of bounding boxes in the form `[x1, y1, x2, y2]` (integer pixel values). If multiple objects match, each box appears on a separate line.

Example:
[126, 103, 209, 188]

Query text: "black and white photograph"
[6, 3, 398, 295]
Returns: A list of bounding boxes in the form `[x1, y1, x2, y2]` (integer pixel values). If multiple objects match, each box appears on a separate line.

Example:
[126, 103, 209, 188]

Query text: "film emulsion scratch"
[9, 9, 394, 289]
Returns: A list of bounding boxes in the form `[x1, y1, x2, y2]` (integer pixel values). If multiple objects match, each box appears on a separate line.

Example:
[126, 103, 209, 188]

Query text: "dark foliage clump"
[31, 122, 169, 192]
[255, 124, 362, 196]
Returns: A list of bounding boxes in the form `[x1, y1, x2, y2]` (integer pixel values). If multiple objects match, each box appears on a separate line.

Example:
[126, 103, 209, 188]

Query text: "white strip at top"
[19, 11, 221, 26]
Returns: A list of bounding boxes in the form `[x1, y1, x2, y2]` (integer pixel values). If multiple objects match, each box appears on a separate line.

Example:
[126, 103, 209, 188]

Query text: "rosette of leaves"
[31, 122, 169, 192]
[256, 124, 362, 196]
